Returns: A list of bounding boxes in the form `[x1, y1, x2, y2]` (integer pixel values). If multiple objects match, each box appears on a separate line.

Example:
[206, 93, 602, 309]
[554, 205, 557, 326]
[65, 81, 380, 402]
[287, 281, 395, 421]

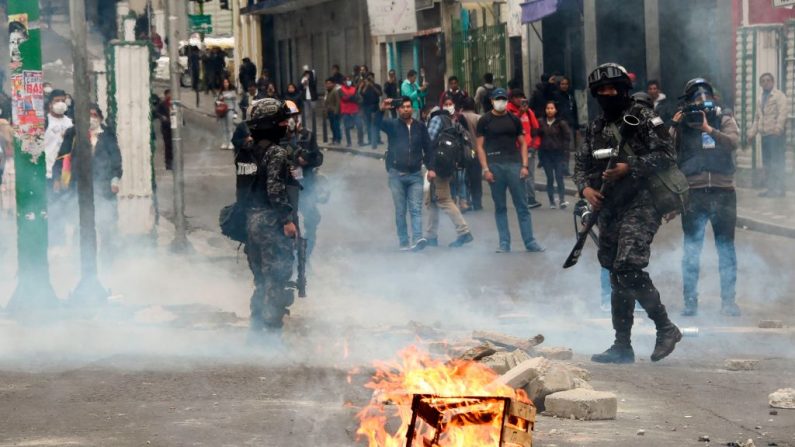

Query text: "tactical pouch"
[622, 141, 689, 215]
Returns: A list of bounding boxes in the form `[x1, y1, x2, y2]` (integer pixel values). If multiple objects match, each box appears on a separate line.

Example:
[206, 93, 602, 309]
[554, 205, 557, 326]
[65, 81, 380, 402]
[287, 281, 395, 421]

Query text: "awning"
[520, 0, 559, 23]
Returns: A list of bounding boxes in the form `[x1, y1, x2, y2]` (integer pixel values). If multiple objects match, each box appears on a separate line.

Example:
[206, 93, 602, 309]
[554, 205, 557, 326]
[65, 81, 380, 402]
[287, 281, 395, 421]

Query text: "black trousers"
[161, 124, 173, 169]
[466, 158, 483, 208]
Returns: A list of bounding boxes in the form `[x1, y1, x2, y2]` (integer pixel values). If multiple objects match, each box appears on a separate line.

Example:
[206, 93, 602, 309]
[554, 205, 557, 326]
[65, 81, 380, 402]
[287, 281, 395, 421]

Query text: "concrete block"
[481, 353, 511, 375]
[525, 364, 576, 410]
[769, 388, 795, 409]
[573, 378, 593, 390]
[536, 346, 574, 361]
[758, 320, 785, 329]
[724, 359, 759, 371]
[495, 357, 549, 389]
[544, 389, 618, 420]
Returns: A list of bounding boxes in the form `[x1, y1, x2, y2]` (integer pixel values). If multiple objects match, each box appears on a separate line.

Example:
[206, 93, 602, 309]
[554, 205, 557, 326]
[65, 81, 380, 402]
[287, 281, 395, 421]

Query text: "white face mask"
[52, 101, 68, 115]
[89, 116, 101, 131]
[493, 99, 508, 112]
[345, 80, 352, 87]
[444, 105, 456, 115]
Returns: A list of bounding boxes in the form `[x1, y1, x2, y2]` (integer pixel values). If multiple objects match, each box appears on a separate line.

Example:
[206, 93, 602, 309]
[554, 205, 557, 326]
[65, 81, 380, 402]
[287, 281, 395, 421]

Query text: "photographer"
[671, 78, 741, 317]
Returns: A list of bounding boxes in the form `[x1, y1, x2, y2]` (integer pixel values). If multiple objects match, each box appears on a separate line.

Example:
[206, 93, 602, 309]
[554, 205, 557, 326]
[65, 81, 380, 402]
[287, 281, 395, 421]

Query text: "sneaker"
[528, 201, 542, 209]
[549, 202, 557, 209]
[525, 242, 545, 253]
[411, 238, 428, 252]
[681, 300, 698, 317]
[399, 243, 411, 251]
[448, 232, 474, 248]
[720, 301, 742, 317]
[496, 245, 510, 253]
[559, 201, 569, 209]
[426, 238, 439, 247]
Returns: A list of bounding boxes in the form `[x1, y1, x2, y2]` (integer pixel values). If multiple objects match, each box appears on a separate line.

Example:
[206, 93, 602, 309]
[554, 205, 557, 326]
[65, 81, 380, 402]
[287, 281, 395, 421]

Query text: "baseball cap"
[491, 88, 508, 99]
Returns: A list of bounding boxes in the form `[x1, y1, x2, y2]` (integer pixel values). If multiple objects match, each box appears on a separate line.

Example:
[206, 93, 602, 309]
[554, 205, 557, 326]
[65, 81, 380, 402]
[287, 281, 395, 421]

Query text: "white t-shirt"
[43, 114, 73, 179]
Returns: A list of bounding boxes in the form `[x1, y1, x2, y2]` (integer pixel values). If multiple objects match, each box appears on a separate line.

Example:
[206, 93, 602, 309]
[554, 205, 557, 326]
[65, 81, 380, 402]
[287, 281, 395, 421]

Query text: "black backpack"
[433, 115, 471, 178]
[481, 86, 495, 113]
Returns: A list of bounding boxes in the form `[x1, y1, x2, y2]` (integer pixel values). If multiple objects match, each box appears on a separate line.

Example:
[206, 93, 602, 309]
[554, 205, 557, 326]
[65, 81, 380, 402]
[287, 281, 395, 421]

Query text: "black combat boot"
[593, 280, 635, 364]
[651, 323, 682, 362]
[591, 334, 635, 364]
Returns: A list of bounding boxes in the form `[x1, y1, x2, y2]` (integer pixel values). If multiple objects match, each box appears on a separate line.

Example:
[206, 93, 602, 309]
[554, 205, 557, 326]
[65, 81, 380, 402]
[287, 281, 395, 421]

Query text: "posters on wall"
[8, 13, 45, 159]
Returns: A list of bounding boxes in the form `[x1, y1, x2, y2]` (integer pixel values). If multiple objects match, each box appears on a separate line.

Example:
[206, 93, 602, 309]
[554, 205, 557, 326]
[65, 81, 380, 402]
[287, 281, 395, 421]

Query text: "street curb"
[318, 144, 795, 240]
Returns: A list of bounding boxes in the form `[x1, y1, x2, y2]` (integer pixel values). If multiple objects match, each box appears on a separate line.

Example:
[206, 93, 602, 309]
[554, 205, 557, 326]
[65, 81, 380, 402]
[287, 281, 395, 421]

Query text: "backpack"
[219, 142, 268, 243]
[481, 86, 495, 113]
[433, 115, 471, 177]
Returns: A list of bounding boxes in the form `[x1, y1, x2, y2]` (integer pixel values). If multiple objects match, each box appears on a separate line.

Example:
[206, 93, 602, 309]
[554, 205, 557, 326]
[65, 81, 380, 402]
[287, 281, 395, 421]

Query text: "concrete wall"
[265, 0, 370, 90]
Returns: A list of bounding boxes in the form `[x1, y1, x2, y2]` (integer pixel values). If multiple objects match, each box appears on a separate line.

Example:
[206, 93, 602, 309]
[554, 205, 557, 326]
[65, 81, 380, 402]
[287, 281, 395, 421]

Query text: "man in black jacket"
[238, 57, 257, 92]
[379, 96, 433, 251]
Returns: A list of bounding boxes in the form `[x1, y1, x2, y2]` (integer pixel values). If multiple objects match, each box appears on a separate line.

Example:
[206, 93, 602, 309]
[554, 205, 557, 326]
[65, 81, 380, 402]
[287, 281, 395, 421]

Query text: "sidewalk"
[176, 88, 795, 239]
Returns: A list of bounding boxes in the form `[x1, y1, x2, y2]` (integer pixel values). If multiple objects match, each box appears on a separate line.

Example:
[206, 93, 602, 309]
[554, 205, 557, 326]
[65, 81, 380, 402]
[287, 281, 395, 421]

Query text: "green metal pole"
[6, 0, 59, 314]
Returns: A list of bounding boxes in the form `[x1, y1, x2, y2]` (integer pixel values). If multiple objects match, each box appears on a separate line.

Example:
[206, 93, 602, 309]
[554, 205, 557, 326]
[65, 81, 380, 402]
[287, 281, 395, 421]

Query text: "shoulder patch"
[651, 116, 664, 127]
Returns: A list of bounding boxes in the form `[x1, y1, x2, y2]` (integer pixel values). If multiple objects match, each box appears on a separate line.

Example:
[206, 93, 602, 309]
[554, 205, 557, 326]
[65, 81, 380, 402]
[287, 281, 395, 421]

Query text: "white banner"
[774, 0, 795, 7]
[507, 0, 523, 37]
[367, 0, 417, 36]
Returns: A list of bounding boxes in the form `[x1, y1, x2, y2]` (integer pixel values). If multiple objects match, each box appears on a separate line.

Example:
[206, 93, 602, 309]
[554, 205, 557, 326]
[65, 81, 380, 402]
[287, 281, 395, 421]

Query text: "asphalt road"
[0, 111, 794, 446]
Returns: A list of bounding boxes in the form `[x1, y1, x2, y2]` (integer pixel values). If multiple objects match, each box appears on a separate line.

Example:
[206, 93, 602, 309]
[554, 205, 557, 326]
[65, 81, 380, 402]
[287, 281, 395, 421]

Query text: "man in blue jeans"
[379, 96, 433, 251]
[475, 88, 544, 253]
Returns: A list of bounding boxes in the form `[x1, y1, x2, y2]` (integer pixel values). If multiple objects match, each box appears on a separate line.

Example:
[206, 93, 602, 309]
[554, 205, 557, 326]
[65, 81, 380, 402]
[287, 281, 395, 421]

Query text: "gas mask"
[443, 105, 456, 115]
[492, 99, 508, 112]
[51, 101, 68, 115]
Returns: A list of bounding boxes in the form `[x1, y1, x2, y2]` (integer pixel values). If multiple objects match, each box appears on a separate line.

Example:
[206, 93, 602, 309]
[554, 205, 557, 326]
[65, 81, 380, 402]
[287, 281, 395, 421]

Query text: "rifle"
[563, 114, 640, 269]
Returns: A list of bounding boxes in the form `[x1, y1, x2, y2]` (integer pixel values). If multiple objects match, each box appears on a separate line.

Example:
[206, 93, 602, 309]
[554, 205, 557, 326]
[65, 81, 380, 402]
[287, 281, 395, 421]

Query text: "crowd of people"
[219, 58, 793, 360]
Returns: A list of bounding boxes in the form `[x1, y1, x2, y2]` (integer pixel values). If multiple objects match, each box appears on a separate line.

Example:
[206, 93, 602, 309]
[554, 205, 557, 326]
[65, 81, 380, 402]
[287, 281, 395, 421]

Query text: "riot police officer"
[282, 100, 325, 256]
[574, 63, 682, 364]
[671, 78, 741, 317]
[243, 98, 299, 333]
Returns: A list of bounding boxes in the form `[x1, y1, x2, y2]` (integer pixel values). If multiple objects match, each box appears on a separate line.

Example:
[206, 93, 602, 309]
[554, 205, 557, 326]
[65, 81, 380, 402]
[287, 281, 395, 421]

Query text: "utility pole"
[169, 0, 189, 252]
[69, 0, 108, 305]
[5, 0, 59, 315]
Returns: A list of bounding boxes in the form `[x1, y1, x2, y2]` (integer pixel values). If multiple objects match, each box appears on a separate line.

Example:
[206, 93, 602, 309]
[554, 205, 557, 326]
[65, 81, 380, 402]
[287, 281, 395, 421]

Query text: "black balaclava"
[251, 125, 287, 144]
[597, 89, 631, 121]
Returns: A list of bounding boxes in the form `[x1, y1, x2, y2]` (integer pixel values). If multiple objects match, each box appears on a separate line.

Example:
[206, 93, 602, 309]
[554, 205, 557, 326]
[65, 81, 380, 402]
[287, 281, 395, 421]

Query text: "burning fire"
[356, 346, 530, 446]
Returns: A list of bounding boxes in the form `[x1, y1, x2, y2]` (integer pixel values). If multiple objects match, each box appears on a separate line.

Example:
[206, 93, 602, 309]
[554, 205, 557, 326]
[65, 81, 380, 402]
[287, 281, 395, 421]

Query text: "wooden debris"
[472, 331, 544, 353]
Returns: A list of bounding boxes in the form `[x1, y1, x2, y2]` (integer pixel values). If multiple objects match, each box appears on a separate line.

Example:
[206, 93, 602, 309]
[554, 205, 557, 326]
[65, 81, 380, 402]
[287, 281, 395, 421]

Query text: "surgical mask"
[52, 101, 68, 115]
[345, 80, 352, 87]
[89, 117, 101, 131]
[492, 100, 508, 112]
[443, 105, 456, 115]
[44, 86, 53, 95]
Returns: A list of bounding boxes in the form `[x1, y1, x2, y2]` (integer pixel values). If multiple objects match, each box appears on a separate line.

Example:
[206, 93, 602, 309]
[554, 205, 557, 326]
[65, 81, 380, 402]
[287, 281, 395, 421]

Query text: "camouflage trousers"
[597, 189, 672, 338]
[246, 208, 295, 330]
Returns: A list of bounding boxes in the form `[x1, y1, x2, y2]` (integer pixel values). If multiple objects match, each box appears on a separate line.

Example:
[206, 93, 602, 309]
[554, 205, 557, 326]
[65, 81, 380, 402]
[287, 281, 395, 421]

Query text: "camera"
[683, 100, 717, 126]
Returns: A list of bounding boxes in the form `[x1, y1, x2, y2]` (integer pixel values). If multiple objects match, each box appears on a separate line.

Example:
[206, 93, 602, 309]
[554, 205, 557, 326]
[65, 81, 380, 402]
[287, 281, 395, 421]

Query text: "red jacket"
[339, 85, 359, 115]
[507, 102, 541, 150]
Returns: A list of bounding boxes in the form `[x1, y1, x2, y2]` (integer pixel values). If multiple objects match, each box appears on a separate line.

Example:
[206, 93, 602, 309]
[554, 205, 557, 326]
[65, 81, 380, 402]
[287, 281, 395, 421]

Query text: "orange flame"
[356, 346, 529, 446]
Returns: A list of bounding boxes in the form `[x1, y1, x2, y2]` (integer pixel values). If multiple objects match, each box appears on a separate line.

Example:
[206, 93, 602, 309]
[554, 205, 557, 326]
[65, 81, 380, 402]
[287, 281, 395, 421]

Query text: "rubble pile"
[768, 388, 795, 409]
[437, 330, 617, 420]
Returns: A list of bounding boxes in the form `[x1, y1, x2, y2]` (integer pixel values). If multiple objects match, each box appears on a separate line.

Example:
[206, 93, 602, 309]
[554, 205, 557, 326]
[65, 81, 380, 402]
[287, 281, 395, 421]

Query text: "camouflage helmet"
[587, 63, 632, 96]
[247, 98, 289, 130]
[631, 92, 654, 109]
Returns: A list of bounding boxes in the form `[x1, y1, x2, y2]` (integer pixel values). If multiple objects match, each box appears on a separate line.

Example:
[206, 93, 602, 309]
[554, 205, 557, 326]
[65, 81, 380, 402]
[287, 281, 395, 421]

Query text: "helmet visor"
[588, 65, 626, 86]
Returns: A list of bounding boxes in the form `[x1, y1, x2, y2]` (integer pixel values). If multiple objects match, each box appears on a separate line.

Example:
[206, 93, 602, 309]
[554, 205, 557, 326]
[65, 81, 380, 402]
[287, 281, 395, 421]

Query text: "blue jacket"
[380, 118, 433, 173]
